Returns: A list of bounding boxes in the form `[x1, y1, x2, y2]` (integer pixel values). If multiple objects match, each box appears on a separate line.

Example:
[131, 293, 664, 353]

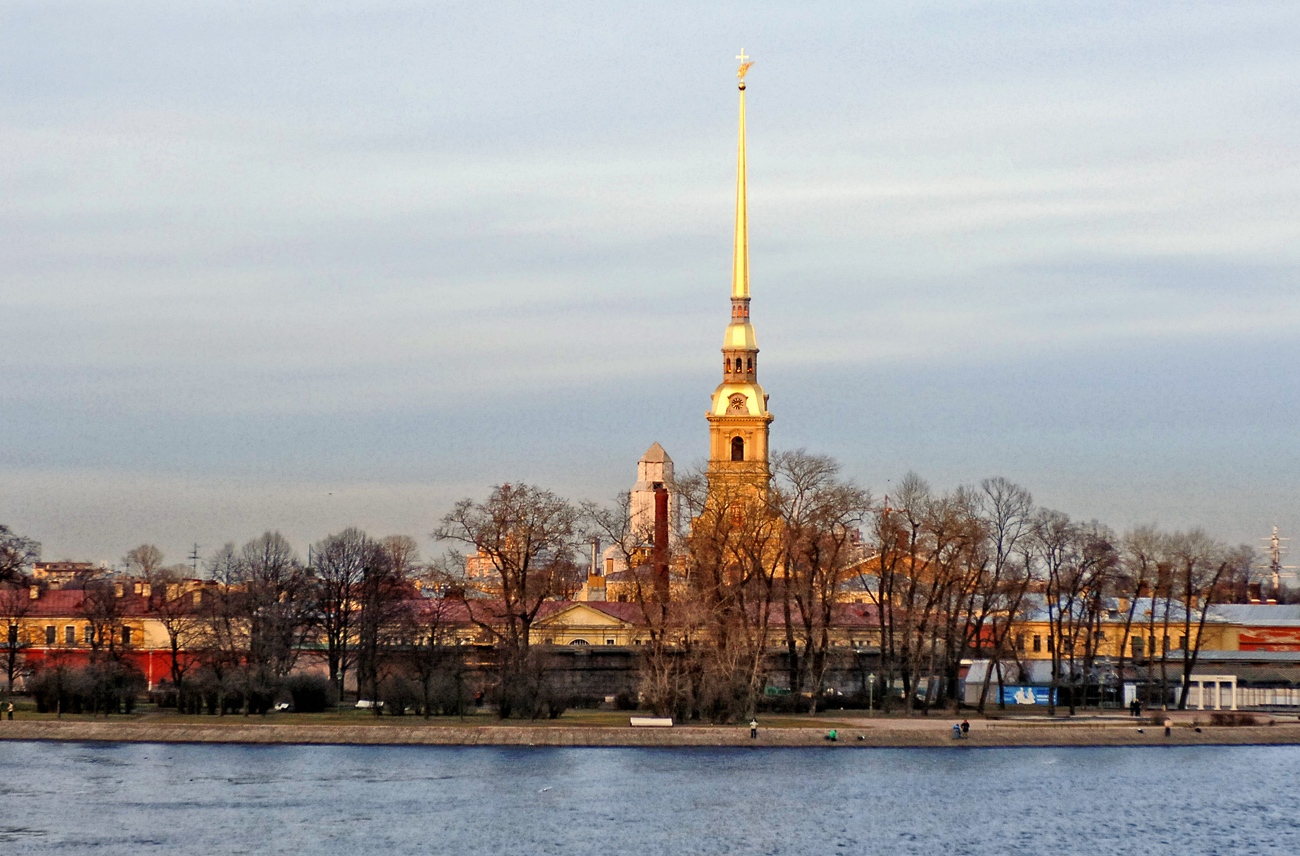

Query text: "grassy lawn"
[1, 697, 873, 729]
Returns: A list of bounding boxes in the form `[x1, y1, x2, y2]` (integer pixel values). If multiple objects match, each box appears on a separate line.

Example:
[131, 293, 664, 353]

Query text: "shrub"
[285, 674, 338, 713]
[28, 661, 145, 715]
[1209, 712, 1258, 727]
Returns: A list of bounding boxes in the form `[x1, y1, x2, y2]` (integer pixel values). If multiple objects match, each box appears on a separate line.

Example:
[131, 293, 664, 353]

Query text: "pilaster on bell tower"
[707, 50, 773, 497]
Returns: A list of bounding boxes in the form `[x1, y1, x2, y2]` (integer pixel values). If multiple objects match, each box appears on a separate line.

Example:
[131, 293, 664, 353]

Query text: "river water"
[1, 741, 1297, 854]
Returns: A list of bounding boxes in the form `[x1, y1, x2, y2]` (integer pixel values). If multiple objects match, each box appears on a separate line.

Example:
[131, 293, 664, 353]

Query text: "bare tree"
[1115, 526, 1164, 706]
[312, 528, 369, 697]
[1032, 511, 1118, 714]
[237, 532, 315, 711]
[355, 535, 421, 712]
[1169, 531, 1252, 709]
[969, 478, 1035, 713]
[868, 474, 982, 712]
[771, 450, 872, 712]
[123, 544, 164, 578]
[80, 577, 126, 658]
[0, 584, 32, 698]
[145, 565, 203, 709]
[197, 543, 245, 715]
[434, 484, 581, 718]
[0, 524, 40, 584]
[583, 484, 717, 720]
[397, 594, 469, 718]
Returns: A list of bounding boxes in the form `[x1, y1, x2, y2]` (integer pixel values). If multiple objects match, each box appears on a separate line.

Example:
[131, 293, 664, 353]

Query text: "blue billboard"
[1000, 685, 1056, 706]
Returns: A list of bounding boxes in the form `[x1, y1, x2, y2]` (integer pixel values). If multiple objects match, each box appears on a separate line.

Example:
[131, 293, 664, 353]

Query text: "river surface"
[1, 740, 1297, 854]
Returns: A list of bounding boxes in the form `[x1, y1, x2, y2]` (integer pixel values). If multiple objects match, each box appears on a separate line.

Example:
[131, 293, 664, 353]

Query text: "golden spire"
[732, 50, 751, 300]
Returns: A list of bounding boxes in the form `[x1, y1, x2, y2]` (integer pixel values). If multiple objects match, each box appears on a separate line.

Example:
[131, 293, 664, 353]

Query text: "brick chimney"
[654, 485, 670, 604]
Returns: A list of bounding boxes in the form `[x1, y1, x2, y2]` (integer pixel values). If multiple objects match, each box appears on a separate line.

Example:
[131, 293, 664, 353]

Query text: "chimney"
[1248, 583, 1262, 604]
[653, 485, 670, 604]
[586, 538, 605, 602]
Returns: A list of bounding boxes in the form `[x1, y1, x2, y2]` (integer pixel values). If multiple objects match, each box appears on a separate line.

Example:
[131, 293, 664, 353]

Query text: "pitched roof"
[640, 442, 671, 464]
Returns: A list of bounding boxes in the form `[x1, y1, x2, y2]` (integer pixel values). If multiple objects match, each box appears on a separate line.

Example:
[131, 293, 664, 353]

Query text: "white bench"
[629, 716, 674, 728]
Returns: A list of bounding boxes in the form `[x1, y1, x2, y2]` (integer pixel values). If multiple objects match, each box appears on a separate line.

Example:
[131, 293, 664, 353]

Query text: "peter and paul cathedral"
[706, 51, 773, 504]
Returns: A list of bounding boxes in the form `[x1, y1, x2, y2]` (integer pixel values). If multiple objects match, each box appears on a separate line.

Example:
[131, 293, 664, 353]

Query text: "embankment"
[4, 719, 1300, 748]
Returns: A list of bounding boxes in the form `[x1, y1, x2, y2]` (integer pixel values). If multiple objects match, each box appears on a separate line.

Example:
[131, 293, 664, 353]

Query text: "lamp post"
[868, 674, 876, 713]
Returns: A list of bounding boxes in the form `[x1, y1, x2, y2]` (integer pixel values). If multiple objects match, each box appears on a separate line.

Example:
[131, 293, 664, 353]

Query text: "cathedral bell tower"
[707, 51, 773, 497]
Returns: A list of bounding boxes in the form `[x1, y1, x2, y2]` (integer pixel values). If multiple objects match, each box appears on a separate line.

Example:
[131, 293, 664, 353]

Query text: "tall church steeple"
[708, 51, 772, 496]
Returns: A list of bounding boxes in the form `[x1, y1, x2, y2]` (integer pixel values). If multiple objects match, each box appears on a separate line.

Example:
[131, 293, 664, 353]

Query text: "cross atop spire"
[736, 49, 754, 83]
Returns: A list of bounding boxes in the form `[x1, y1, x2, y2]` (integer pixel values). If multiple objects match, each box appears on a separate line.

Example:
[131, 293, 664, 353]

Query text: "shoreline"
[5, 719, 1300, 748]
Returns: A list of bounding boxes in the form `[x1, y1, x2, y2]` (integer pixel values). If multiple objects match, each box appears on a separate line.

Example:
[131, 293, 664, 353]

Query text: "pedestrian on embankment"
[1164, 717, 1172, 737]
[749, 719, 758, 740]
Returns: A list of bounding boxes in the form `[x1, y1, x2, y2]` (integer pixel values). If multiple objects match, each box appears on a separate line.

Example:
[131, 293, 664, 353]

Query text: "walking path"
[4, 714, 1300, 748]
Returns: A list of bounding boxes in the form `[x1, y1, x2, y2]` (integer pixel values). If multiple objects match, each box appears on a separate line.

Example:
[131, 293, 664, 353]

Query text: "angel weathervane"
[736, 49, 754, 87]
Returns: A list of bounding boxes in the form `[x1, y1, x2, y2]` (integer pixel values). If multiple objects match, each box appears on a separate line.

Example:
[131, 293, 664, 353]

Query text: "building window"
[84, 626, 94, 644]
[1032, 635, 1041, 653]
[122, 626, 132, 646]
[605, 639, 615, 645]
[1015, 633, 1025, 652]
[45, 625, 55, 645]
[1162, 635, 1170, 654]
[569, 639, 589, 646]
[1132, 637, 1144, 658]
[618, 594, 628, 603]
[1178, 635, 1187, 650]
[64, 626, 75, 645]
[731, 436, 744, 461]
[1047, 636, 1054, 653]
[6, 626, 15, 644]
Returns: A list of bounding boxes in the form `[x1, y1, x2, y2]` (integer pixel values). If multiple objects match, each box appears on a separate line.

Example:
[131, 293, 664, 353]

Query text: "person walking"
[5, 701, 13, 720]
[749, 719, 758, 739]
[960, 719, 970, 737]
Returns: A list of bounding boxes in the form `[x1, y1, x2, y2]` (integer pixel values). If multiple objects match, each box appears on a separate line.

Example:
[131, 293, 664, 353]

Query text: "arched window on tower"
[746, 357, 753, 372]
[731, 436, 744, 461]
[735, 358, 743, 372]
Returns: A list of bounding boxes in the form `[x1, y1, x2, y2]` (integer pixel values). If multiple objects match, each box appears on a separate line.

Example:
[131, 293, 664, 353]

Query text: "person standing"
[1164, 717, 1172, 737]
[749, 719, 758, 740]
[960, 719, 970, 737]
[6, 701, 13, 720]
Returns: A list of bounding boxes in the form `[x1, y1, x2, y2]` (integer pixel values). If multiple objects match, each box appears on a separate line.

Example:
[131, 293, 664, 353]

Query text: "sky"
[2, 1, 1299, 570]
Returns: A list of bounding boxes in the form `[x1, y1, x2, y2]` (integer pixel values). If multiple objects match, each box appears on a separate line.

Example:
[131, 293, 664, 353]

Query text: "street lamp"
[868, 674, 876, 713]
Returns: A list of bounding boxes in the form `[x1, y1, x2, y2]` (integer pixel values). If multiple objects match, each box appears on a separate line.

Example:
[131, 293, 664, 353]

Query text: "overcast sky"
[3, 1, 1298, 569]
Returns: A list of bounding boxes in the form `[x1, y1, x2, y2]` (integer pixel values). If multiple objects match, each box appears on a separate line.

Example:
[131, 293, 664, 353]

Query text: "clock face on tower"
[727, 393, 748, 413]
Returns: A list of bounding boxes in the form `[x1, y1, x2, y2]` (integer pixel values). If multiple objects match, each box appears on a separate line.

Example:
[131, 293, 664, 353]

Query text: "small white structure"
[629, 717, 674, 728]
[629, 442, 678, 542]
[1189, 675, 1238, 711]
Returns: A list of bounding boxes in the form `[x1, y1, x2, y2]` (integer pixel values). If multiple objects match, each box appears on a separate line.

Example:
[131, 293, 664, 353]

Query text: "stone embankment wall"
[5, 720, 1300, 748]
